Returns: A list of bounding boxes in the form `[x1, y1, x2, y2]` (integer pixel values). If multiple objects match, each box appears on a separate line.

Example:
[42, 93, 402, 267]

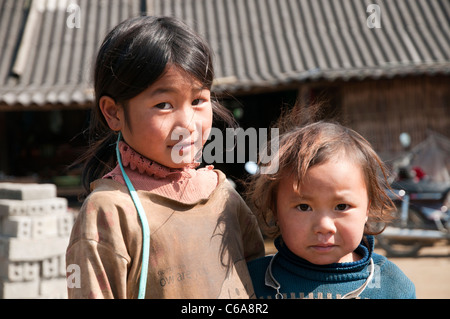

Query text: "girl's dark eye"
[192, 99, 206, 106]
[296, 204, 311, 212]
[335, 204, 350, 211]
[154, 102, 172, 110]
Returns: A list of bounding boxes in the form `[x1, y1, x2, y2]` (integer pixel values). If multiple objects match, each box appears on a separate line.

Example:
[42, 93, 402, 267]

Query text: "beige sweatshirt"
[66, 170, 265, 299]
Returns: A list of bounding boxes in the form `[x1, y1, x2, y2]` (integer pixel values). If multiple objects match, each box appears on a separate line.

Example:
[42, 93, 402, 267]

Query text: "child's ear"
[366, 200, 371, 222]
[99, 96, 124, 131]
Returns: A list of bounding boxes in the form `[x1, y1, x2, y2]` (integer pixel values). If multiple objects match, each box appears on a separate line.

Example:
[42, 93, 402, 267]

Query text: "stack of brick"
[0, 183, 74, 298]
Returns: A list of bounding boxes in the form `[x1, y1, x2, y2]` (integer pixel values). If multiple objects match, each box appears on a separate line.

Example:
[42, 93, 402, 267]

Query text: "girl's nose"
[170, 105, 201, 144]
[175, 104, 197, 133]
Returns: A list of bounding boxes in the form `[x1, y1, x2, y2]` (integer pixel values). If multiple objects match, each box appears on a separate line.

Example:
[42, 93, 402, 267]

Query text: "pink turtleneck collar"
[103, 141, 218, 204]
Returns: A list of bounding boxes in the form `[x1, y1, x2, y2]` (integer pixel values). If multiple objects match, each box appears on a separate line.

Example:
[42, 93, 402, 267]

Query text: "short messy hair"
[247, 104, 395, 238]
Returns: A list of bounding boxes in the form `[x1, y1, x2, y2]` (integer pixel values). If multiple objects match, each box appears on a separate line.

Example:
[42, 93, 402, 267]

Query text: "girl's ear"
[99, 96, 124, 131]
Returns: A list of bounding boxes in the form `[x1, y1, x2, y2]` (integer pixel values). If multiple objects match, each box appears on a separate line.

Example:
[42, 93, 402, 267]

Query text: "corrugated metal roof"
[0, 0, 142, 108]
[157, 0, 450, 93]
[1, 0, 449, 108]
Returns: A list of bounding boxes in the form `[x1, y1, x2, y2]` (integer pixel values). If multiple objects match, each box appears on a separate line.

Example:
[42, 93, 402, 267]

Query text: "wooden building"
[0, 0, 449, 191]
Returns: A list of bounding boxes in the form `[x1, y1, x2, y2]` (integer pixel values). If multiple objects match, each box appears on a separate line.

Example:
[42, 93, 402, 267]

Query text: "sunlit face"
[276, 157, 369, 265]
[119, 65, 213, 168]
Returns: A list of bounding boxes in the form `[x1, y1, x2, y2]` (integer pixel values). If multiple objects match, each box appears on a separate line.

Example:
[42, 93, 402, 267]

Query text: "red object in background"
[412, 166, 426, 181]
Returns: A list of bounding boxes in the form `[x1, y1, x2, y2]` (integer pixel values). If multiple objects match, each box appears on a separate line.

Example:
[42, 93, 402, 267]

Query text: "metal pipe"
[380, 227, 449, 241]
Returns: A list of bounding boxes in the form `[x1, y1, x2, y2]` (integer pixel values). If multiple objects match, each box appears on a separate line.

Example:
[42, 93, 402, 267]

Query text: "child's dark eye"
[296, 204, 312, 212]
[335, 204, 350, 211]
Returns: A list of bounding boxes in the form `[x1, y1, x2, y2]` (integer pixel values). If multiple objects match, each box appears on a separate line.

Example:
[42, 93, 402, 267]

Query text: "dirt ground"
[264, 240, 450, 299]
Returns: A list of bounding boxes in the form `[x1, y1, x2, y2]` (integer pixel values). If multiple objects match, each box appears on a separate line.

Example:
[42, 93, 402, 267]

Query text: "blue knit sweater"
[248, 236, 416, 299]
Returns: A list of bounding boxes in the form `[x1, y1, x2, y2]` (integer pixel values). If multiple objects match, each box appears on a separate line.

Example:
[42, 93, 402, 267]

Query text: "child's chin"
[302, 252, 343, 265]
[309, 254, 357, 266]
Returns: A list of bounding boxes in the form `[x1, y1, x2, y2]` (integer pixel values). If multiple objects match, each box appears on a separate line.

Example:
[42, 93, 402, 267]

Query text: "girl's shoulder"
[78, 179, 137, 220]
[87, 178, 132, 204]
[90, 177, 128, 192]
[68, 179, 140, 257]
[210, 169, 245, 199]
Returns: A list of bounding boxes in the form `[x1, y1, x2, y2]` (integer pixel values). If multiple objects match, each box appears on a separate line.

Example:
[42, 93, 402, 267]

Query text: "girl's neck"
[103, 141, 218, 204]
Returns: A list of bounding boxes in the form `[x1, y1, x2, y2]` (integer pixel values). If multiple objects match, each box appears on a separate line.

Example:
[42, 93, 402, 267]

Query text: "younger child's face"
[276, 157, 369, 265]
[120, 65, 213, 168]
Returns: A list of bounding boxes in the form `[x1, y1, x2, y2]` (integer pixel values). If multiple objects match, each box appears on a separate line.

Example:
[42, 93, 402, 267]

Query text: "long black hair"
[78, 16, 234, 196]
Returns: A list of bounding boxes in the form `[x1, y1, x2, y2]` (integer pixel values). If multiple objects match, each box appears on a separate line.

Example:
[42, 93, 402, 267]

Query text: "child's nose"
[313, 214, 337, 237]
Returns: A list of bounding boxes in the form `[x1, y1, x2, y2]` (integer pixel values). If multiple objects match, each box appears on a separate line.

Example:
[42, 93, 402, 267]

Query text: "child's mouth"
[310, 244, 336, 252]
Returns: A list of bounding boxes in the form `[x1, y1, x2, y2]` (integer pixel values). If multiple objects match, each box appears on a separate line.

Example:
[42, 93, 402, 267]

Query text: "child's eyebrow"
[297, 194, 313, 201]
[288, 192, 313, 202]
[291, 191, 354, 202]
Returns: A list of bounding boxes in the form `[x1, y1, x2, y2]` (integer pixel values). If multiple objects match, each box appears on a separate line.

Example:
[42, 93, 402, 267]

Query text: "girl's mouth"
[169, 139, 195, 148]
[171, 141, 195, 150]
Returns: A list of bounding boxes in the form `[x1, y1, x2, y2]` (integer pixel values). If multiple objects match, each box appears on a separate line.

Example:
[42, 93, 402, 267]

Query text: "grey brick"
[1, 216, 33, 238]
[23, 261, 40, 281]
[0, 198, 68, 217]
[57, 212, 74, 237]
[58, 254, 66, 277]
[0, 279, 39, 298]
[0, 260, 40, 281]
[39, 277, 68, 298]
[0, 200, 27, 216]
[35, 197, 68, 215]
[1, 214, 72, 238]
[0, 239, 7, 258]
[0, 261, 23, 281]
[32, 215, 58, 238]
[0, 236, 69, 261]
[41, 256, 60, 279]
[0, 183, 56, 200]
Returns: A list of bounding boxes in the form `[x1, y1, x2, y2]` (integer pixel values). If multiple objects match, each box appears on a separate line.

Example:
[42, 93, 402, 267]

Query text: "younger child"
[247, 106, 415, 299]
[66, 16, 264, 299]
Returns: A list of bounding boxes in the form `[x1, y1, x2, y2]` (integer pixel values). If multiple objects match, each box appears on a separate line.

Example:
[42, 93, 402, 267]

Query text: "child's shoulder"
[371, 252, 416, 298]
[247, 255, 272, 277]
[372, 252, 405, 276]
[246, 255, 273, 293]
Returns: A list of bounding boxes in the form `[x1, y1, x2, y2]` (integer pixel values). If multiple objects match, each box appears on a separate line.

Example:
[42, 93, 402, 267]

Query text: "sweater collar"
[103, 141, 218, 204]
[273, 235, 374, 281]
[117, 141, 199, 179]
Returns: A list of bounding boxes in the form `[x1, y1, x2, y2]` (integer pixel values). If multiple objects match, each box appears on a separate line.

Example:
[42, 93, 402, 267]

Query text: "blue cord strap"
[116, 133, 150, 299]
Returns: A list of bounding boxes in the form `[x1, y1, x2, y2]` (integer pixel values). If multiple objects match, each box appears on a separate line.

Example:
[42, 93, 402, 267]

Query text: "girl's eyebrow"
[149, 86, 205, 97]
[149, 87, 179, 96]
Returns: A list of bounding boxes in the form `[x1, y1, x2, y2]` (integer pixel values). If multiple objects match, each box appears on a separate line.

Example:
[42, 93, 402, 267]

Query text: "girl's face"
[119, 65, 213, 168]
[276, 157, 369, 265]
